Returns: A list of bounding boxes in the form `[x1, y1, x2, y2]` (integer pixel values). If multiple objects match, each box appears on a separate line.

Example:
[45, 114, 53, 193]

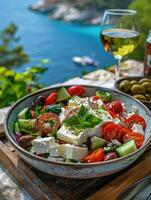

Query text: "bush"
[0, 24, 48, 108]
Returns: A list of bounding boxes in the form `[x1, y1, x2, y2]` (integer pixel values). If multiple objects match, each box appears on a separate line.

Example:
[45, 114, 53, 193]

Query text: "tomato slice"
[91, 96, 100, 101]
[124, 114, 146, 130]
[102, 123, 131, 142]
[105, 105, 119, 119]
[45, 92, 57, 105]
[123, 131, 144, 148]
[38, 112, 60, 135]
[67, 85, 86, 96]
[102, 123, 121, 142]
[109, 100, 123, 114]
[82, 148, 104, 163]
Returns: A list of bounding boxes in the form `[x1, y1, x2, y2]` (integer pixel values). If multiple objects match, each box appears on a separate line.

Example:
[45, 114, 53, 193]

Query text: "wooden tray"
[1, 139, 151, 200]
[0, 140, 117, 200]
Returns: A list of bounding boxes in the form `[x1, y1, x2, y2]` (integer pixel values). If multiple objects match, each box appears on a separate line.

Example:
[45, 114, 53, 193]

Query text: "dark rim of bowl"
[114, 76, 151, 104]
[118, 174, 151, 199]
[4, 84, 151, 167]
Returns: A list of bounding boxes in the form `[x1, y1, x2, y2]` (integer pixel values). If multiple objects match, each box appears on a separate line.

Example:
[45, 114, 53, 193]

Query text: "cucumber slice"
[56, 87, 71, 102]
[96, 91, 111, 102]
[14, 122, 19, 132]
[18, 108, 31, 119]
[18, 119, 36, 131]
[91, 136, 106, 150]
[115, 140, 137, 157]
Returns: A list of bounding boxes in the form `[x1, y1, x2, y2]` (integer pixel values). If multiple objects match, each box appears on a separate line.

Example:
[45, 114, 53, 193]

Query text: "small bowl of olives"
[115, 77, 151, 110]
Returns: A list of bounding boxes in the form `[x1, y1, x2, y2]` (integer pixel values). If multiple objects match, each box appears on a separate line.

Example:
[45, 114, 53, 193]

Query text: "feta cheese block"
[57, 124, 102, 146]
[57, 125, 87, 146]
[49, 144, 65, 157]
[64, 144, 88, 161]
[32, 137, 56, 154]
[132, 123, 144, 135]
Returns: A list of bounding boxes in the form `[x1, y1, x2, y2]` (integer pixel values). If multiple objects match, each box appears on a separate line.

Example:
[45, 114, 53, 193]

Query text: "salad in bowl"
[13, 85, 146, 164]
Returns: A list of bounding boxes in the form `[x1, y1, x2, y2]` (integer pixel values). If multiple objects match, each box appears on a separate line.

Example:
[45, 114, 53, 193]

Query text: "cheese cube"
[64, 144, 88, 161]
[132, 123, 144, 135]
[49, 144, 65, 157]
[32, 137, 55, 154]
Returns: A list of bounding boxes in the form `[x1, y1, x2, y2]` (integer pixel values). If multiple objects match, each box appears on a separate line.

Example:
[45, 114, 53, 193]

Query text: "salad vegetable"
[14, 86, 146, 163]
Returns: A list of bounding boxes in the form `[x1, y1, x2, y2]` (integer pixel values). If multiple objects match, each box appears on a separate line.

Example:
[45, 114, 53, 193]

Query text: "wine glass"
[100, 9, 140, 79]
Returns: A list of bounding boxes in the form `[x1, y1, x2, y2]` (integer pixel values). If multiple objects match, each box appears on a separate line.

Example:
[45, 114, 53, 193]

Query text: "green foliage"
[129, 0, 151, 60]
[0, 23, 29, 68]
[0, 66, 47, 108]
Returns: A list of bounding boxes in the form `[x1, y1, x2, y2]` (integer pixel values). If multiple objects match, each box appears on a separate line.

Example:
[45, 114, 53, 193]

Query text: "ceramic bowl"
[4, 85, 151, 179]
[114, 76, 151, 110]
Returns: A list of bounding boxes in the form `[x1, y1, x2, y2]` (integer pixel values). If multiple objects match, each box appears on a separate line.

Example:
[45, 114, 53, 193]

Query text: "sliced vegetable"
[65, 159, 77, 163]
[96, 91, 111, 102]
[45, 104, 62, 115]
[115, 140, 137, 157]
[123, 131, 144, 148]
[91, 136, 106, 150]
[18, 119, 36, 130]
[82, 148, 104, 163]
[104, 152, 118, 161]
[91, 96, 100, 101]
[102, 123, 124, 142]
[109, 100, 123, 114]
[45, 92, 57, 105]
[124, 114, 146, 130]
[56, 87, 71, 102]
[67, 85, 86, 96]
[38, 112, 60, 135]
[14, 122, 19, 132]
[18, 108, 31, 119]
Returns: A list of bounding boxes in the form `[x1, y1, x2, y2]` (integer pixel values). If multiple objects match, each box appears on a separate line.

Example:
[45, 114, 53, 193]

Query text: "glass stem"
[115, 56, 122, 80]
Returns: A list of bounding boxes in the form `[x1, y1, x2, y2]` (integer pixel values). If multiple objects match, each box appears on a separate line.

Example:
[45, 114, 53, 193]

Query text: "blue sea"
[0, 0, 114, 85]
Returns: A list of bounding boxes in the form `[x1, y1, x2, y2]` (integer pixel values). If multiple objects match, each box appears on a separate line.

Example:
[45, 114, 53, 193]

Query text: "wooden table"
[1, 138, 151, 200]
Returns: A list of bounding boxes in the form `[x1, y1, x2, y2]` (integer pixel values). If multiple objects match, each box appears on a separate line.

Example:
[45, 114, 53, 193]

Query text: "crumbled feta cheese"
[32, 137, 56, 154]
[132, 123, 144, 135]
[131, 105, 139, 114]
[111, 139, 121, 147]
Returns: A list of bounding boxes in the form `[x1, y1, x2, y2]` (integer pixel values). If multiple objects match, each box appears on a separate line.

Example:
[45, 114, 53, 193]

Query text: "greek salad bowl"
[4, 85, 151, 179]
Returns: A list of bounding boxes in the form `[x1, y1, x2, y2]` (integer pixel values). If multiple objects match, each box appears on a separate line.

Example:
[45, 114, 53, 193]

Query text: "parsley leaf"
[64, 105, 101, 132]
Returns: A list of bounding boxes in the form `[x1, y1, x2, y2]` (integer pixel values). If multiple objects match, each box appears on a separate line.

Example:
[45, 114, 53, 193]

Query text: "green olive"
[130, 80, 138, 85]
[133, 94, 146, 101]
[119, 80, 131, 92]
[131, 84, 146, 94]
[141, 82, 151, 93]
[146, 94, 151, 101]
[139, 78, 151, 84]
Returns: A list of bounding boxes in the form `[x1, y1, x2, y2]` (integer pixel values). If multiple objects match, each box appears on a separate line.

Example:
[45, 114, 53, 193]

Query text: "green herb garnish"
[64, 105, 101, 133]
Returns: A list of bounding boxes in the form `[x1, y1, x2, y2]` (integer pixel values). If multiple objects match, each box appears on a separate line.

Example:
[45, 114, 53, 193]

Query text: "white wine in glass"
[100, 9, 140, 79]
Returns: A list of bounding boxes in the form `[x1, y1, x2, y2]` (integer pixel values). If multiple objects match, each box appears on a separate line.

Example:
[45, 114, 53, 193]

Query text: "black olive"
[34, 96, 45, 106]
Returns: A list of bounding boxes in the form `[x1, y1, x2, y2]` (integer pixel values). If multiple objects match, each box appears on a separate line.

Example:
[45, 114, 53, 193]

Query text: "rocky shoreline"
[28, 0, 101, 24]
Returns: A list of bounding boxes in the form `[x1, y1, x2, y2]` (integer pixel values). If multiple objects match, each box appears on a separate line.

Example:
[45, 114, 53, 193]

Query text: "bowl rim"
[4, 84, 151, 167]
[114, 76, 151, 104]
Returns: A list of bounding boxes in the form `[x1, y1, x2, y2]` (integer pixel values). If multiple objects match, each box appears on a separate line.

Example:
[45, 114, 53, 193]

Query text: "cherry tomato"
[104, 152, 118, 161]
[124, 114, 146, 130]
[67, 85, 86, 96]
[105, 105, 119, 119]
[45, 92, 57, 105]
[91, 96, 100, 101]
[38, 112, 60, 135]
[123, 131, 144, 148]
[102, 123, 129, 142]
[109, 100, 123, 114]
[82, 148, 104, 163]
